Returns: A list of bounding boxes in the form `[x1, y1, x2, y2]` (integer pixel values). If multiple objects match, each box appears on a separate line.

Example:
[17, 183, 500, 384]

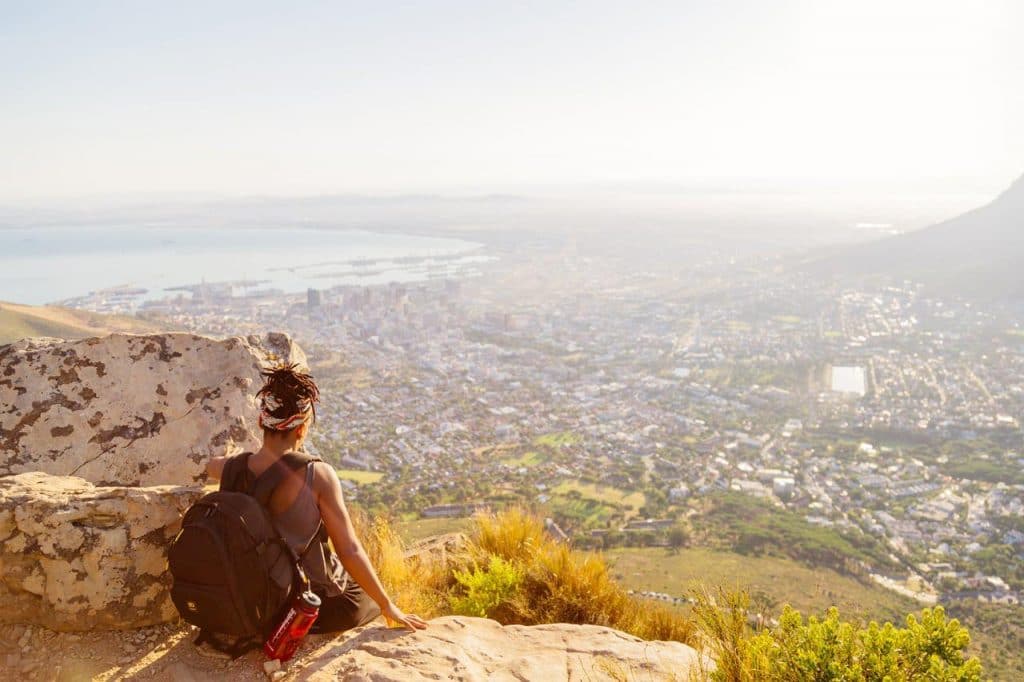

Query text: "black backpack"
[168, 452, 324, 656]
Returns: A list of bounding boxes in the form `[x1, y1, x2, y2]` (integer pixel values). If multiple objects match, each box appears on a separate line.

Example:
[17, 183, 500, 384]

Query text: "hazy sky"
[1, 0, 1021, 201]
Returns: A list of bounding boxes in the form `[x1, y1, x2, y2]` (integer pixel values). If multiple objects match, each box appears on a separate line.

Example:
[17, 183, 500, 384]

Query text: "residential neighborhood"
[60, 237, 1024, 608]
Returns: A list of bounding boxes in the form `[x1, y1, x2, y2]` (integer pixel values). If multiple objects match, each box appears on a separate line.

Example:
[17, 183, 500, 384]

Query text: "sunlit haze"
[1, 0, 1020, 202]
[5, 3, 1024, 677]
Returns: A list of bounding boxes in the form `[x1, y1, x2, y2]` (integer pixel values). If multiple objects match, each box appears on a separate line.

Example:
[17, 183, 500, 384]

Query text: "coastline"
[0, 225, 490, 307]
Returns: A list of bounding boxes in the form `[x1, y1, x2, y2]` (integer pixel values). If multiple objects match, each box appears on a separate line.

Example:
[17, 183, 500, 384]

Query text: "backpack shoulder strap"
[281, 452, 321, 469]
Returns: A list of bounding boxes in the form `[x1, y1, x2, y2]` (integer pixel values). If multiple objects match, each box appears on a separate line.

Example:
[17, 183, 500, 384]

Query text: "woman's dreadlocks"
[256, 363, 320, 431]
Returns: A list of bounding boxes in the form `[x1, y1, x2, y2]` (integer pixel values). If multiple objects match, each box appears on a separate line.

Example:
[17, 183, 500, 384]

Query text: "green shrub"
[693, 586, 983, 682]
[450, 555, 524, 620]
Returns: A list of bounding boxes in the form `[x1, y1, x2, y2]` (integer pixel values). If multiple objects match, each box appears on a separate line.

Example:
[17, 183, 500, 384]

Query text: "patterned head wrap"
[258, 392, 314, 431]
[256, 363, 319, 432]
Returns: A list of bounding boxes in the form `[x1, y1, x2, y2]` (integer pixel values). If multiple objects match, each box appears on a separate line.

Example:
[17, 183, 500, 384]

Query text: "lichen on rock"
[0, 332, 306, 486]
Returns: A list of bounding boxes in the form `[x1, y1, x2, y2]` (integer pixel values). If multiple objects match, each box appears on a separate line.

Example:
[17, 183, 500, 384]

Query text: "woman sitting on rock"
[206, 363, 427, 634]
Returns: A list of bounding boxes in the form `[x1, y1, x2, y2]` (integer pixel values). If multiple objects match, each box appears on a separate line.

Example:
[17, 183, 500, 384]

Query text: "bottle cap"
[301, 590, 322, 607]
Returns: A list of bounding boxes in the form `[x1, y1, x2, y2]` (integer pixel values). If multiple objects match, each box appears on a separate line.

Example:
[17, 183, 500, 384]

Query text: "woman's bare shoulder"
[310, 460, 343, 498]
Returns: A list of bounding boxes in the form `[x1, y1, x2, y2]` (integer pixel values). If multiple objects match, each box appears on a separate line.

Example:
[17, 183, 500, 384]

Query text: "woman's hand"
[381, 601, 428, 630]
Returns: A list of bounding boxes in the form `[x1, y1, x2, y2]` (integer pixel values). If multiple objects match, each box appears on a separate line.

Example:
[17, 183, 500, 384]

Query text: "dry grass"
[356, 506, 697, 645]
[465, 508, 696, 642]
[690, 586, 752, 682]
[351, 508, 451, 618]
[602, 547, 918, 624]
[467, 506, 547, 563]
[0, 301, 163, 344]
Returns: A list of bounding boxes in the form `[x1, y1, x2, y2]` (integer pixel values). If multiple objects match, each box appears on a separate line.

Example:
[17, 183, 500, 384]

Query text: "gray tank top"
[272, 463, 349, 597]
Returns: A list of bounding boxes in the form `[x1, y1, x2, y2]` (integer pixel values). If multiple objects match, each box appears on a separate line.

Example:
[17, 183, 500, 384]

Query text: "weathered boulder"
[294, 616, 706, 681]
[0, 471, 202, 631]
[0, 332, 305, 486]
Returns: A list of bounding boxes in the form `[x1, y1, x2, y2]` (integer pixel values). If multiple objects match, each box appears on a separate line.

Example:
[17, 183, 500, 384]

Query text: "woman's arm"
[205, 456, 228, 481]
[312, 462, 427, 630]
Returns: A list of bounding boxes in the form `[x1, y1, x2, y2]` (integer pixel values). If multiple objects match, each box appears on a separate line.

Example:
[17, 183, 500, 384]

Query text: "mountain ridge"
[809, 172, 1024, 298]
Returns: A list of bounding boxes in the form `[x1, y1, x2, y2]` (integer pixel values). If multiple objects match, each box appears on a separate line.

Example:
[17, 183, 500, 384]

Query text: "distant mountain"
[810, 173, 1024, 299]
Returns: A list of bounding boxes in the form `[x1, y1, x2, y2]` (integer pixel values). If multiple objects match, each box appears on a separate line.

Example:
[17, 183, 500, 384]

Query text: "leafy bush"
[450, 555, 523, 619]
[694, 587, 982, 681]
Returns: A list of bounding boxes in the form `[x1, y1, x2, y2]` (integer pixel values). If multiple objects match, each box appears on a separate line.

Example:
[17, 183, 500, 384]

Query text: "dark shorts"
[309, 578, 381, 634]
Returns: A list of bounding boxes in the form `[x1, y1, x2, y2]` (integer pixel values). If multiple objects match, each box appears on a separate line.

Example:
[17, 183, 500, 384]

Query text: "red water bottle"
[264, 590, 321, 661]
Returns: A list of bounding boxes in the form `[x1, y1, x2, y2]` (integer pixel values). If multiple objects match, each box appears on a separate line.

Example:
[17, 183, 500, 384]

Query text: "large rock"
[0, 332, 305, 486]
[0, 471, 202, 631]
[294, 616, 706, 681]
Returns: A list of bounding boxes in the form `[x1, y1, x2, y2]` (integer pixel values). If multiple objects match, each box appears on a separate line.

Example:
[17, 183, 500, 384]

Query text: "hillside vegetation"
[0, 301, 161, 344]
[363, 507, 693, 643]
[364, 508, 981, 680]
[605, 547, 918, 623]
[692, 492, 898, 573]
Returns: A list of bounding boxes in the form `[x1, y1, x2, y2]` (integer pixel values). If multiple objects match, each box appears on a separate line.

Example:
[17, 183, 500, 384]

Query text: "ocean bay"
[0, 226, 485, 306]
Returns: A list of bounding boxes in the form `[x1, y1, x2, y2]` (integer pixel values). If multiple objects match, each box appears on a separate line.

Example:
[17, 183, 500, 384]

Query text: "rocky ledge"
[293, 616, 705, 681]
[0, 616, 705, 680]
[0, 471, 202, 631]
